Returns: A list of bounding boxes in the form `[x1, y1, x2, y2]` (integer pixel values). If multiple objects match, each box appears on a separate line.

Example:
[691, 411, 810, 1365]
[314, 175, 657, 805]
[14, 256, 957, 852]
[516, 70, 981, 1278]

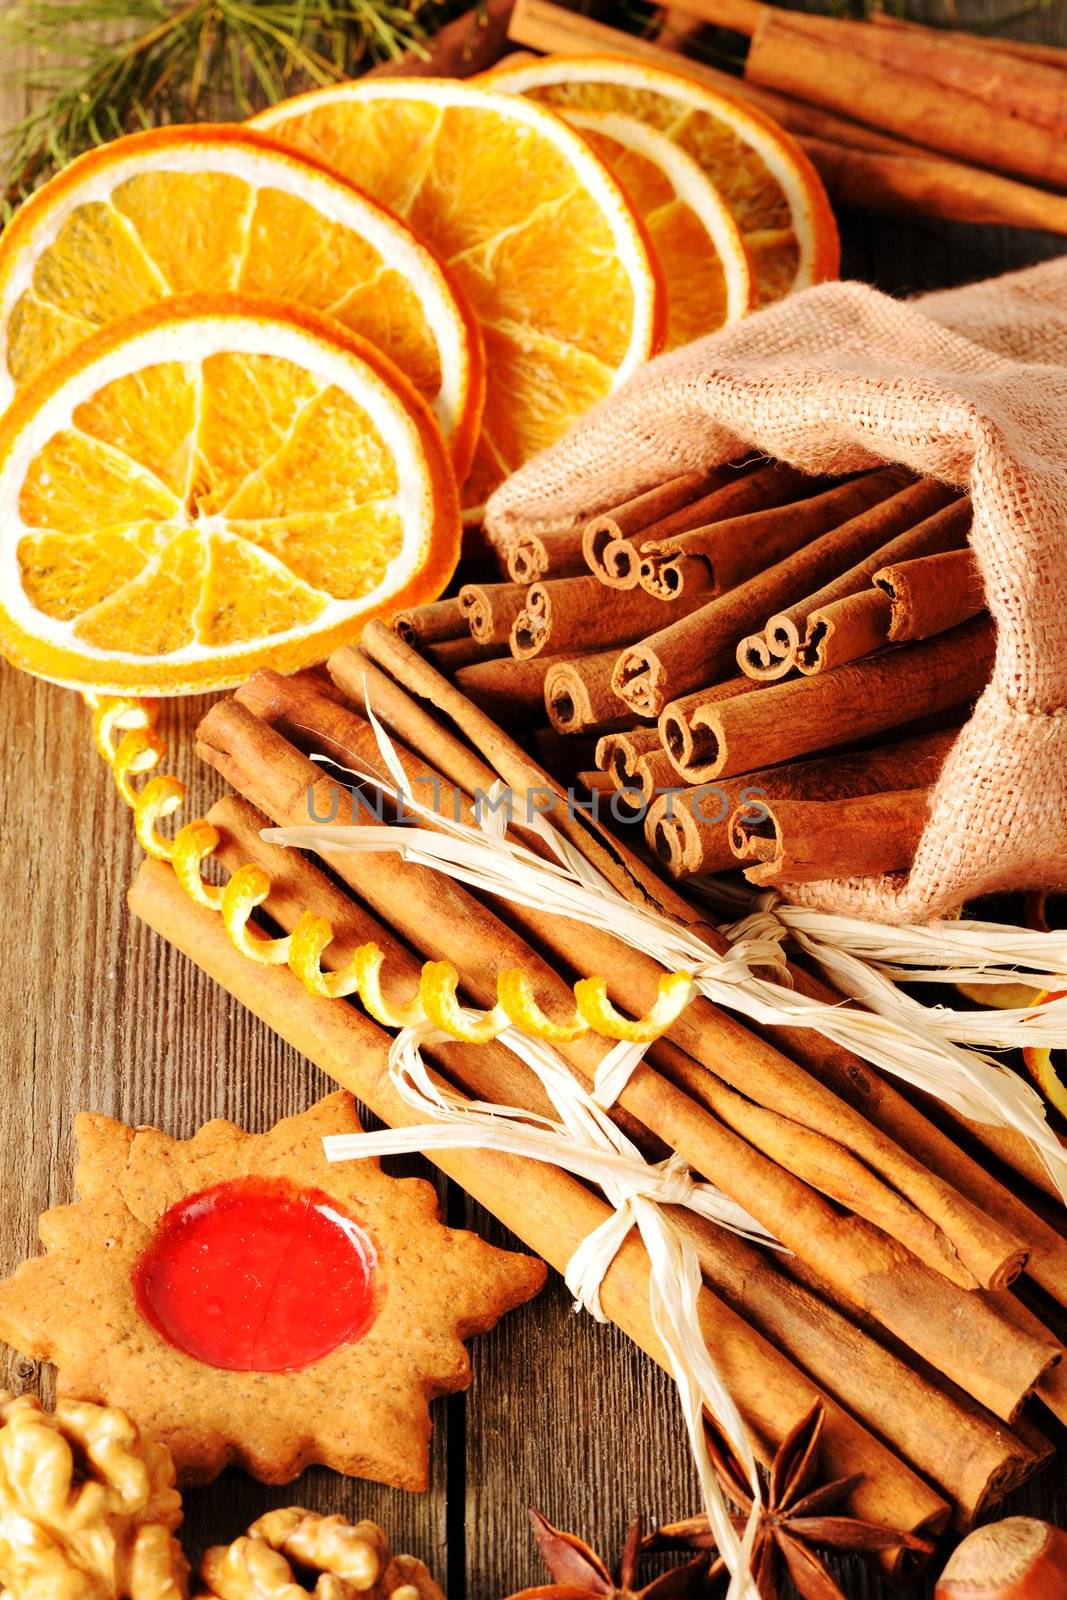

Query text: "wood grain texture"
[0, 2, 1066, 1593]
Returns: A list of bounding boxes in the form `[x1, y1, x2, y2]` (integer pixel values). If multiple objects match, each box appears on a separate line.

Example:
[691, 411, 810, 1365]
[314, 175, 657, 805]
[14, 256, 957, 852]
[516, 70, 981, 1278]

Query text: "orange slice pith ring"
[250, 78, 663, 513]
[484, 53, 840, 306]
[0, 294, 460, 696]
[0, 125, 484, 482]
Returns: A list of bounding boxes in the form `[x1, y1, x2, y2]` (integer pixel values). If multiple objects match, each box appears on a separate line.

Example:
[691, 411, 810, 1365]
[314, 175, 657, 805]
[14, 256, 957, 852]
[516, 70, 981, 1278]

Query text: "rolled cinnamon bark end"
[506, 527, 588, 584]
[393, 595, 467, 647]
[544, 652, 639, 736]
[458, 580, 528, 646]
[730, 788, 932, 885]
[676, 616, 994, 784]
[517, 576, 712, 662]
[659, 677, 765, 776]
[878, 547, 987, 641]
[646, 788, 738, 877]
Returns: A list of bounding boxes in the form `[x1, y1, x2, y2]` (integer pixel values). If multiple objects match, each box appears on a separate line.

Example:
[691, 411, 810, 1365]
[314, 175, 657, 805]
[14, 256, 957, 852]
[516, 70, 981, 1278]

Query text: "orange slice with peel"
[0, 295, 459, 695]
[485, 54, 839, 307]
[564, 108, 754, 348]
[250, 79, 662, 512]
[0, 125, 483, 480]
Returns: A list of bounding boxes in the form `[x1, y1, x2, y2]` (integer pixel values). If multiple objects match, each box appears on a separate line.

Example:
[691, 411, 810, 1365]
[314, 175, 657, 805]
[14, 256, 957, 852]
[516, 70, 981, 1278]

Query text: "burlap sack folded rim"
[485, 259, 1067, 924]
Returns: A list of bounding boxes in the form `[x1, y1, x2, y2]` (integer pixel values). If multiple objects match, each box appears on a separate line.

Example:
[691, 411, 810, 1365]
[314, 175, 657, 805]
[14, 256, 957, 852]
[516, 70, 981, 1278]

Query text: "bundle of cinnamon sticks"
[508, 0, 1067, 239]
[128, 624, 1067, 1578]
[394, 456, 992, 889]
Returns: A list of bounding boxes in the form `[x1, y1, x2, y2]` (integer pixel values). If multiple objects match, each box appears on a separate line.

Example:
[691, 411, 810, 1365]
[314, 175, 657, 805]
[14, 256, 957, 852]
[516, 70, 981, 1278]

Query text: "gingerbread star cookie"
[0, 1093, 545, 1488]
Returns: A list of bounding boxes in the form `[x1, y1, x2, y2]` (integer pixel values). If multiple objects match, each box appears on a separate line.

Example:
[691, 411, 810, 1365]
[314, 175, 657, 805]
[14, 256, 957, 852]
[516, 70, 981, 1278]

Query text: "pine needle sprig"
[0, 0, 443, 213]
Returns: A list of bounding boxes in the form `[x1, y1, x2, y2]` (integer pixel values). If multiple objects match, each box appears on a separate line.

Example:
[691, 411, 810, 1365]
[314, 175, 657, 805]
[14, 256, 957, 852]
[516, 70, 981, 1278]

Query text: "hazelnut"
[935, 1518, 1067, 1600]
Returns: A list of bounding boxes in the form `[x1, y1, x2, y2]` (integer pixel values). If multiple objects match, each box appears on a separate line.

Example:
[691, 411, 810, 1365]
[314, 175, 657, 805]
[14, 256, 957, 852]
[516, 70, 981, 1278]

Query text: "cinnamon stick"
[543, 652, 640, 737]
[425, 634, 503, 671]
[637, 470, 908, 601]
[781, 499, 975, 677]
[596, 727, 679, 806]
[790, 549, 984, 677]
[729, 787, 932, 885]
[801, 136, 1067, 239]
[506, 527, 590, 585]
[458, 581, 529, 647]
[582, 469, 732, 588]
[393, 596, 467, 647]
[673, 615, 995, 785]
[127, 853, 952, 1553]
[648, 729, 957, 878]
[878, 547, 987, 641]
[452, 652, 573, 724]
[742, 6, 1067, 188]
[615, 480, 959, 715]
[511, 575, 709, 659]
[201, 696, 1058, 1421]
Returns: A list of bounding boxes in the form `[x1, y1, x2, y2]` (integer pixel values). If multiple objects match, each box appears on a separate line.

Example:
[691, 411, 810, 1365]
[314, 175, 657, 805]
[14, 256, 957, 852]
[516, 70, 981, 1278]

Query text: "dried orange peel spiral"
[88, 692, 694, 1047]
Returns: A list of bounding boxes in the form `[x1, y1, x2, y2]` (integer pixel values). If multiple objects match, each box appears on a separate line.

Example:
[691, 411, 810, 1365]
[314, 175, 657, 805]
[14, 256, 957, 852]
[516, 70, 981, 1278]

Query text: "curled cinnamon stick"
[878, 547, 987, 640]
[511, 575, 708, 660]
[671, 616, 994, 785]
[393, 596, 467, 647]
[596, 727, 679, 806]
[615, 480, 958, 716]
[647, 729, 957, 877]
[128, 853, 952, 1553]
[786, 499, 975, 676]
[729, 787, 931, 885]
[506, 527, 589, 585]
[544, 652, 640, 736]
[638, 469, 908, 601]
[425, 634, 503, 671]
[459, 580, 529, 646]
[584, 461, 806, 589]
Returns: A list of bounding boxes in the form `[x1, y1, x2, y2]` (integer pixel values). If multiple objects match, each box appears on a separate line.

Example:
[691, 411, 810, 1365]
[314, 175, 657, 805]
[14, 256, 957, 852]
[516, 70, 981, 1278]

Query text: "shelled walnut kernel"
[0, 1390, 187, 1599]
[194, 1510, 445, 1600]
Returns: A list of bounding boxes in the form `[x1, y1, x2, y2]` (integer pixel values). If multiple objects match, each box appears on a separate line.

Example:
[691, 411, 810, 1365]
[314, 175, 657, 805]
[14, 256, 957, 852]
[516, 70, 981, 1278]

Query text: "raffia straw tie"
[325, 1018, 766, 1600]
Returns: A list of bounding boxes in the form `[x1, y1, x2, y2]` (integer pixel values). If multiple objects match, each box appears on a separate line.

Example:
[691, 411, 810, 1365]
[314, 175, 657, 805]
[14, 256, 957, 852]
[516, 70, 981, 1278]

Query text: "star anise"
[504, 1509, 723, 1599]
[645, 1402, 935, 1600]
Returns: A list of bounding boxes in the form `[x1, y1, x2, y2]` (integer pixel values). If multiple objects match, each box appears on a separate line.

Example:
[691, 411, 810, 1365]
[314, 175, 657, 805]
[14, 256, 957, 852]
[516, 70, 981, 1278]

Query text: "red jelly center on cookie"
[132, 1176, 378, 1372]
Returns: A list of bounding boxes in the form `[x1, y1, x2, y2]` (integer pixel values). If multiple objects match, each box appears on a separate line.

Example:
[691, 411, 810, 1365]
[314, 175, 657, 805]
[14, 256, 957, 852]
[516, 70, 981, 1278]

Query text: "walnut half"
[0, 1390, 188, 1600]
[194, 1510, 445, 1600]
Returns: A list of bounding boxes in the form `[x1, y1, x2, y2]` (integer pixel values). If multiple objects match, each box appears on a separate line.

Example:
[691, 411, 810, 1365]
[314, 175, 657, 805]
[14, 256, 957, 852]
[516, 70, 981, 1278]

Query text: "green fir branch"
[0, 0, 445, 211]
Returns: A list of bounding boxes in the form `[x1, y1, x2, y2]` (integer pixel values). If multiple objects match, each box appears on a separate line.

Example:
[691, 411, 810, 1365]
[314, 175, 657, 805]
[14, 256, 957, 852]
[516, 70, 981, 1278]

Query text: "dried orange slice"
[251, 79, 662, 511]
[0, 295, 459, 695]
[0, 126, 483, 480]
[486, 54, 839, 306]
[565, 109, 753, 347]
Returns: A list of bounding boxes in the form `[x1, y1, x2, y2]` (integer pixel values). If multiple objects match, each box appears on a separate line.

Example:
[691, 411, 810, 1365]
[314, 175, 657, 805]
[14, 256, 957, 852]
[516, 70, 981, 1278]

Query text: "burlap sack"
[484, 258, 1067, 925]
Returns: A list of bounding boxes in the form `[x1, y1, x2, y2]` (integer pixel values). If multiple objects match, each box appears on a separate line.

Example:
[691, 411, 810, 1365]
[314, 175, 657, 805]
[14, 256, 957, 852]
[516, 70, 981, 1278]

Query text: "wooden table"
[1, 6, 1066, 1594]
